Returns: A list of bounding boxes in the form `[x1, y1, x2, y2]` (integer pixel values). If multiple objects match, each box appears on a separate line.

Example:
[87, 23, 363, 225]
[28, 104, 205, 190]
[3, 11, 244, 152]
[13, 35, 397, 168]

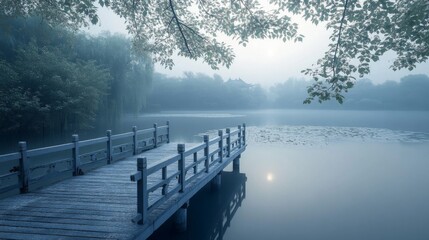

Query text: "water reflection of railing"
[209, 172, 247, 240]
[151, 171, 247, 240]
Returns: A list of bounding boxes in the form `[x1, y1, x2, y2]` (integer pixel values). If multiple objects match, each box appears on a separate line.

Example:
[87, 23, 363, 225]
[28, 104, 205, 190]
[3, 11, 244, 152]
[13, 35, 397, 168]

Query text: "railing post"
[178, 144, 185, 193]
[218, 130, 223, 163]
[106, 130, 112, 164]
[133, 126, 138, 155]
[193, 152, 198, 174]
[243, 123, 246, 146]
[166, 121, 170, 144]
[204, 135, 210, 173]
[238, 125, 242, 148]
[226, 128, 231, 157]
[136, 157, 148, 224]
[153, 123, 158, 148]
[72, 134, 81, 176]
[162, 166, 168, 195]
[18, 141, 29, 193]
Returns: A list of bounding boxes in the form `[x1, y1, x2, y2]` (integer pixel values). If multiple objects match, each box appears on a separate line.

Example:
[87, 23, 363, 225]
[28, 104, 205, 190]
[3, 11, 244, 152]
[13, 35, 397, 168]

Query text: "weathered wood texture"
[0, 123, 170, 198]
[0, 124, 247, 240]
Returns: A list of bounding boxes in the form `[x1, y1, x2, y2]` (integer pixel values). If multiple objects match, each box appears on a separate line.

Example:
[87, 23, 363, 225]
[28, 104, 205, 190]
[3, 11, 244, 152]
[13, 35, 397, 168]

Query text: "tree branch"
[333, 0, 349, 78]
[167, 16, 174, 28]
[180, 22, 206, 40]
[168, 0, 192, 56]
[238, 0, 265, 30]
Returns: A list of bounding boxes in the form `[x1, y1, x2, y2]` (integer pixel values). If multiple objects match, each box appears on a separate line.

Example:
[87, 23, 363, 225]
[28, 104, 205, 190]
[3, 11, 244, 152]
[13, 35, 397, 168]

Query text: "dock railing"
[0, 122, 170, 196]
[130, 123, 246, 224]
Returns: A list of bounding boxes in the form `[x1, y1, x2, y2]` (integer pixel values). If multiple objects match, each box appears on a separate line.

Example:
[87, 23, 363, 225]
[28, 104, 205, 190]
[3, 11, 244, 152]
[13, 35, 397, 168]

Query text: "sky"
[87, 6, 429, 87]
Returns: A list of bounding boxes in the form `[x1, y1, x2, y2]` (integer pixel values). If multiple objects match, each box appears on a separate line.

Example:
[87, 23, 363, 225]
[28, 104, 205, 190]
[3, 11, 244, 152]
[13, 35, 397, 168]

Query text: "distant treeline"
[146, 73, 267, 110]
[271, 74, 429, 110]
[0, 17, 152, 134]
[146, 73, 429, 111]
[1, 18, 428, 136]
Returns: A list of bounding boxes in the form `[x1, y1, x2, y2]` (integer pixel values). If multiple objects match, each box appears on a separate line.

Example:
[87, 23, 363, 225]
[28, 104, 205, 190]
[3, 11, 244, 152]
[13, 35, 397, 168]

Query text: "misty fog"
[147, 72, 429, 111]
[1, 3, 429, 240]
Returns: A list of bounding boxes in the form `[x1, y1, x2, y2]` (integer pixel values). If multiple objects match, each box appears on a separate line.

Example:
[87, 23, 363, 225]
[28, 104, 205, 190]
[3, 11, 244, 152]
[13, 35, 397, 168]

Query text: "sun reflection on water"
[266, 173, 274, 182]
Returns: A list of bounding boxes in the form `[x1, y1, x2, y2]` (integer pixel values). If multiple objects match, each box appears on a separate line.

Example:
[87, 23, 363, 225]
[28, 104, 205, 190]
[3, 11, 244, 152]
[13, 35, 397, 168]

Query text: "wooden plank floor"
[0, 143, 245, 240]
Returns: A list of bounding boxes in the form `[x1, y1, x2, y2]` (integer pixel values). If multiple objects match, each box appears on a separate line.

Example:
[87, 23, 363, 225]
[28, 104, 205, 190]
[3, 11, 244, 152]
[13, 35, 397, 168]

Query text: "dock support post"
[18, 141, 29, 193]
[233, 156, 240, 173]
[174, 201, 189, 232]
[178, 144, 186, 192]
[106, 130, 112, 164]
[211, 172, 222, 190]
[153, 123, 158, 148]
[218, 130, 223, 163]
[72, 134, 81, 176]
[132, 126, 138, 155]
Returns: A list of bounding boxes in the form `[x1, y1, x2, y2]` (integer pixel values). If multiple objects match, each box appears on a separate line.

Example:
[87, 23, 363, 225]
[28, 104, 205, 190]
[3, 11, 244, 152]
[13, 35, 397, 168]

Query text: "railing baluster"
[218, 130, 223, 163]
[162, 166, 167, 195]
[106, 130, 112, 164]
[193, 152, 198, 174]
[18, 141, 29, 193]
[243, 123, 246, 145]
[153, 123, 158, 148]
[178, 144, 185, 192]
[226, 128, 231, 157]
[166, 121, 170, 144]
[72, 134, 81, 176]
[204, 135, 209, 173]
[133, 126, 138, 155]
[2, 123, 173, 198]
[238, 125, 242, 148]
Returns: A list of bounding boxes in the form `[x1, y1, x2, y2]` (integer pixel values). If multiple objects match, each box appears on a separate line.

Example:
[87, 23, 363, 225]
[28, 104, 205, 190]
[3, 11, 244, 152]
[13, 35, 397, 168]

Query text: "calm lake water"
[3, 109, 429, 239]
[133, 109, 429, 240]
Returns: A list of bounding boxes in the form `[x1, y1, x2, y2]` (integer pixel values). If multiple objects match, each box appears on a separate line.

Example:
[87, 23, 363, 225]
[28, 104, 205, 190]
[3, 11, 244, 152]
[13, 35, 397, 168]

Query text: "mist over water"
[229, 142, 429, 240]
[1, 107, 428, 239]
[2, 8, 429, 240]
[137, 109, 429, 240]
[2, 106, 429, 239]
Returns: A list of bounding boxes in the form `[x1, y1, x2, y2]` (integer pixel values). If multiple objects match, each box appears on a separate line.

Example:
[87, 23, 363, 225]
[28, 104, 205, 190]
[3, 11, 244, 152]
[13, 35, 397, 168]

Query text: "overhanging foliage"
[1, 0, 428, 103]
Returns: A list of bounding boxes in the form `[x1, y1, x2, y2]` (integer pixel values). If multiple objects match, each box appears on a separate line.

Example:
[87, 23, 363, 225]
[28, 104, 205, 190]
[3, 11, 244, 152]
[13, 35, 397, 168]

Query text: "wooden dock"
[0, 123, 246, 239]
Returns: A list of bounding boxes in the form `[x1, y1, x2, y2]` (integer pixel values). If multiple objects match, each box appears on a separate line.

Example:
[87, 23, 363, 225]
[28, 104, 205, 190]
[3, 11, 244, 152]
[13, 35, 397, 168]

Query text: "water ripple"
[200, 125, 429, 146]
[246, 126, 429, 146]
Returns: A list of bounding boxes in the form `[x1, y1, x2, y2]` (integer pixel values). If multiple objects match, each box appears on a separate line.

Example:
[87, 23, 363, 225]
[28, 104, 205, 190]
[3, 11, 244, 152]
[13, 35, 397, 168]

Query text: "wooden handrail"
[208, 136, 221, 145]
[111, 132, 134, 140]
[0, 152, 20, 164]
[147, 154, 181, 175]
[79, 136, 108, 147]
[27, 143, 74, 157]
[130, 123, 247, 225]
[183, 143, 206, 156]
[0, 122, 170, 196]
[136, 128, 154, 135]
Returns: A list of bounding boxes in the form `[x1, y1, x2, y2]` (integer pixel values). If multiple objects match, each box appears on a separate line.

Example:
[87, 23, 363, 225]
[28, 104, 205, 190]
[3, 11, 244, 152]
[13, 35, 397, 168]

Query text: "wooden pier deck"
[0, 123, 246, 239]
